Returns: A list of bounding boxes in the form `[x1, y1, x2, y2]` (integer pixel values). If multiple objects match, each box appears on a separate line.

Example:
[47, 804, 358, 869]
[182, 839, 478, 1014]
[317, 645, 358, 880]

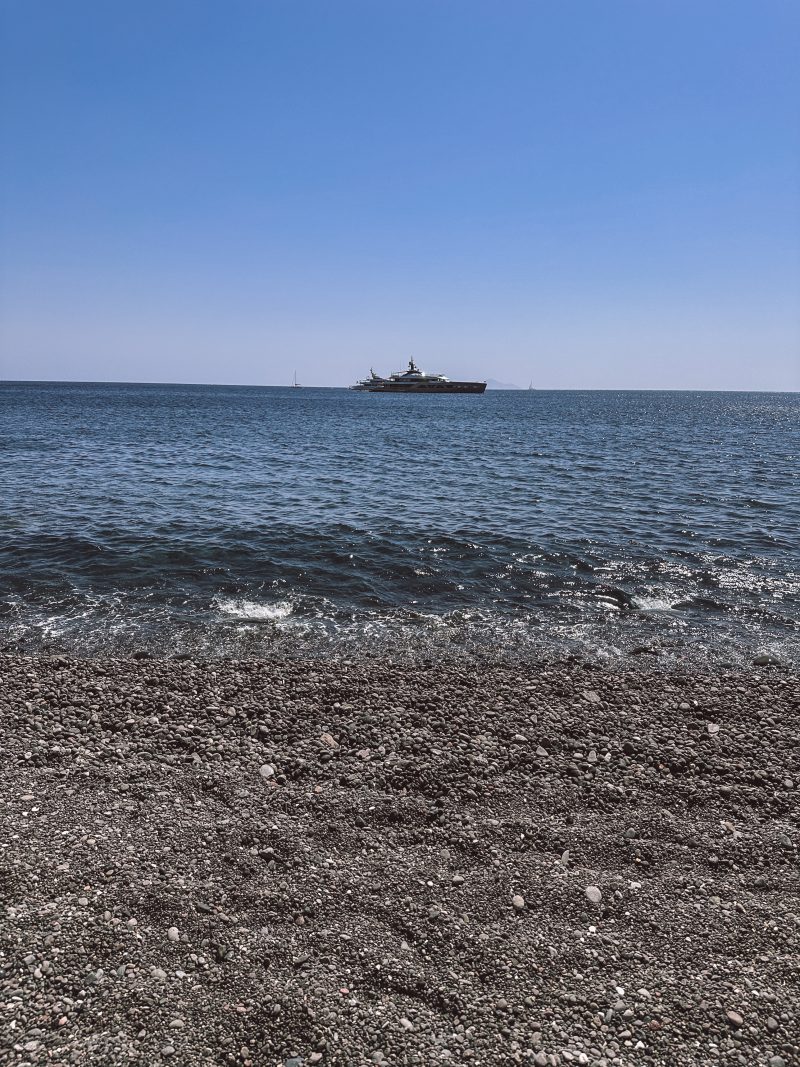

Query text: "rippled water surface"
[1, 382, 798, 665]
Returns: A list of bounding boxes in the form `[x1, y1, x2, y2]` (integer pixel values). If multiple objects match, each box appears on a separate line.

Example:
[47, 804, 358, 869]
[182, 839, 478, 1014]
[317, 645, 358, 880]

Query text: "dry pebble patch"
[0, 653, 798, 1066]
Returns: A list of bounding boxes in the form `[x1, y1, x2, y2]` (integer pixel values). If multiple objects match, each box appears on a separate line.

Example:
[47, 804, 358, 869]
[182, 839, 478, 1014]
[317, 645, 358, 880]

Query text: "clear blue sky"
[1, 0, 798, 389]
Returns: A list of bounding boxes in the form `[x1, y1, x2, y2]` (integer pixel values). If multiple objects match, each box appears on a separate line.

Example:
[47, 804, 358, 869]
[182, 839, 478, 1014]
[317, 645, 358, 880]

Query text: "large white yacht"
[350, 359, 486, 394]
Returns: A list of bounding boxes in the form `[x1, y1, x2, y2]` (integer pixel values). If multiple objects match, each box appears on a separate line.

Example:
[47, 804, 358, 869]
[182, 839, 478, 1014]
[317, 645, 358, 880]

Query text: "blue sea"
[1, 382, 798, 667]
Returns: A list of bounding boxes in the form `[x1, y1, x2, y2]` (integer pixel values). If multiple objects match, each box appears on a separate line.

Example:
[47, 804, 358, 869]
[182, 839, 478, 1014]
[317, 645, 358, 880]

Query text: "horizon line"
[0, 378, 797, 394]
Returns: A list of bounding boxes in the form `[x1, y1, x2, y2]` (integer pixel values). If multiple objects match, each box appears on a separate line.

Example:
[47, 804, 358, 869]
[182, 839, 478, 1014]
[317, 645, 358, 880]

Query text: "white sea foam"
[216, 598, 293, 622]
[633, 597, 678, 613]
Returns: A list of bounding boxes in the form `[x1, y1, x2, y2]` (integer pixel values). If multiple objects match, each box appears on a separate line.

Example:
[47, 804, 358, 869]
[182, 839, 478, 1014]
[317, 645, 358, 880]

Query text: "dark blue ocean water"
[1, 382, 798, 666]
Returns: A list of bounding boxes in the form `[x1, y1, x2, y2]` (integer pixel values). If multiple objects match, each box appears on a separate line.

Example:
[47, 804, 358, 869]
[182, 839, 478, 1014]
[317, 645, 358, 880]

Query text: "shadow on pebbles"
[0, 654, 798, 1066]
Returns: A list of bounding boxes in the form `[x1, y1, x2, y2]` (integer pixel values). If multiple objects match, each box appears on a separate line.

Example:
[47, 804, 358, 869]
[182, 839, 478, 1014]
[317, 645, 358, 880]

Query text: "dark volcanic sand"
[1, 655, 798, 1067]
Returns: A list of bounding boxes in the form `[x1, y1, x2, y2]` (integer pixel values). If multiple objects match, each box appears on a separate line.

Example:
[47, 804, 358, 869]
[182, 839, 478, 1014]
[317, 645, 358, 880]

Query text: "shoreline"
[1, 653, 798, 1066]
[3, 644, 796, 674]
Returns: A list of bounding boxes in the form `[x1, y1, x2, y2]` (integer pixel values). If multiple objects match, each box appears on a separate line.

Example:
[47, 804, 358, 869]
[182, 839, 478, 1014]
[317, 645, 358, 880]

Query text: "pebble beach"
[1, 653, 798, 1067]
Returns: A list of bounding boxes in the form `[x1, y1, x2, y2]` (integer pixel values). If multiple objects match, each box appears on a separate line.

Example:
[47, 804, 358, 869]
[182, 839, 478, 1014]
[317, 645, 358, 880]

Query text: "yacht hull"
[355, 381, 486, 394]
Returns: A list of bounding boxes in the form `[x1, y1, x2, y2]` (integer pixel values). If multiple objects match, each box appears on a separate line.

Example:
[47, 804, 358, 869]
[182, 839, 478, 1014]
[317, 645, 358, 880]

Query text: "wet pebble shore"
[1, 654, 798, 1067]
